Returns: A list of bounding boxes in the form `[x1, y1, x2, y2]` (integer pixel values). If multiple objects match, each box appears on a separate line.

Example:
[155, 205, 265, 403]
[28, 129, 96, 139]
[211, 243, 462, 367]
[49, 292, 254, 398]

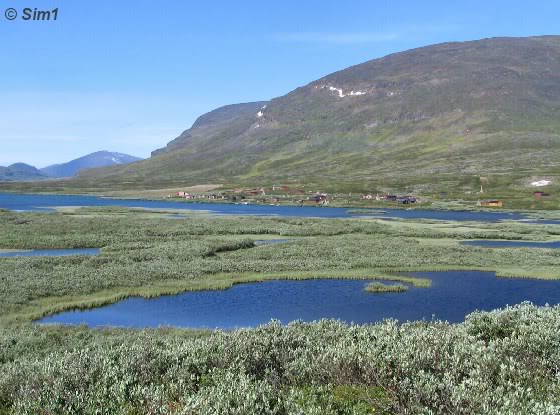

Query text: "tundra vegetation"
[365, 282, 408, 293]
[0, 207, 559, 413]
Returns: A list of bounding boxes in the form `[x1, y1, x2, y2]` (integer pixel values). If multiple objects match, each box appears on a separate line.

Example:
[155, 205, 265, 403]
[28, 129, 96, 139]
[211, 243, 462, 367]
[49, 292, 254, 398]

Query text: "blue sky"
[0, 0, 559, 166]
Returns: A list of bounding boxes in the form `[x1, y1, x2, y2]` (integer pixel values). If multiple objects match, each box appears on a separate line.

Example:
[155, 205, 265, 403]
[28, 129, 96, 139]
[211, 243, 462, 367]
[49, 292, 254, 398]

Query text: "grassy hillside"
[2, 36, 559, 196]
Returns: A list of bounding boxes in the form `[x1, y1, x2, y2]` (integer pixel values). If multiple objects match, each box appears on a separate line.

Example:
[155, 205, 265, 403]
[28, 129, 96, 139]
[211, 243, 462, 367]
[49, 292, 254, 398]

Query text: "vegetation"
[0, 207, 559, 413]
[1, 303, 560, 413]
[0, 208, 558, 324]
[365, 282, 408, 293]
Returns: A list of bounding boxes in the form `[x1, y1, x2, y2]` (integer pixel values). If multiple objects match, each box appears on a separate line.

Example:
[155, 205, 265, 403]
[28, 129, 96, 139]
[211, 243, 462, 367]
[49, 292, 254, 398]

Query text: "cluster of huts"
[173, 185, 325, 205]
[361, 194, 417, 204]
[300, 193, 329, 205]
[175, 191, 226, 200]
[172, 187, 553, 209]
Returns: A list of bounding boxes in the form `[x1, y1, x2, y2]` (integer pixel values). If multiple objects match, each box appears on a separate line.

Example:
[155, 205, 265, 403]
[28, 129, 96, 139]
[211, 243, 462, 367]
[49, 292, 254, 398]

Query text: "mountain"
[151, 102, 267, 157]
[0, 163, 49, 182]
[5, 36, 560, 193]
[40, 151, 143, 178]
[1, 151, 143, 182]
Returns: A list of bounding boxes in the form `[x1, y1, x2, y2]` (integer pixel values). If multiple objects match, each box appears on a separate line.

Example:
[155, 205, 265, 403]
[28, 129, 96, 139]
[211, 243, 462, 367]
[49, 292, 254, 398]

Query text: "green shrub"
[365, 282, 408, 293]
[0, 304, 559, 414]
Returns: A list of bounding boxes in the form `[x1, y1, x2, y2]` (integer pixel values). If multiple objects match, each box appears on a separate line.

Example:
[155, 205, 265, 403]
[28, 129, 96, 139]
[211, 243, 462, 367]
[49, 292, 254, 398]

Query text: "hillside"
[4, 36, 560, 194]
[0, 163, 49, 182]
[39, 151, 143, 178]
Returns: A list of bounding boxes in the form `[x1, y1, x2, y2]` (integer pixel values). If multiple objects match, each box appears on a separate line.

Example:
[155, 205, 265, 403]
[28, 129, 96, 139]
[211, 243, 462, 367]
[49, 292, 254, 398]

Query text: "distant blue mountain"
[39, 151, 143, 178]
[0, 151, 142, 182]
[0, 163, 49, 182]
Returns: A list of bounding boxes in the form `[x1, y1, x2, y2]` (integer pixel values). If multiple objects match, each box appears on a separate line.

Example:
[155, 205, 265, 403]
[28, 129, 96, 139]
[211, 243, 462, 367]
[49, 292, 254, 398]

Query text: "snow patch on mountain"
[256, 105, 267, 118]
[316, 85, 366, 98]
[108, 153, 130, 164]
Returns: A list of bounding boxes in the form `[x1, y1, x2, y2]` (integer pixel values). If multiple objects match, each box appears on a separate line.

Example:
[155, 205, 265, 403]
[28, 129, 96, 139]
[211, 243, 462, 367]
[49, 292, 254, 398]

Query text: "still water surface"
[461, 240, 560, 249]
[1, 192, 556, 223]
[0, 248, 100, 257]
[39, 271, 560, 329]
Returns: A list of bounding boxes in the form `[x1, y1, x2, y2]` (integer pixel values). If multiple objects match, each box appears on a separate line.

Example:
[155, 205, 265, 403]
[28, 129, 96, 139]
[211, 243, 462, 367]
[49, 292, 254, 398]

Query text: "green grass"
[365, 282, 409, 293]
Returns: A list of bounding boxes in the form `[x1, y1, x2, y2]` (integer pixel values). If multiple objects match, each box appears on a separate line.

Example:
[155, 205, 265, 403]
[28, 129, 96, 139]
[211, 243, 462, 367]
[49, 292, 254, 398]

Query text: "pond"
[462, 240, 560, 249]
[1, 192, 557, 223]
[254, 239, 291, 246]
[39, 271, 560, 329]
[0, 248, 100, 258]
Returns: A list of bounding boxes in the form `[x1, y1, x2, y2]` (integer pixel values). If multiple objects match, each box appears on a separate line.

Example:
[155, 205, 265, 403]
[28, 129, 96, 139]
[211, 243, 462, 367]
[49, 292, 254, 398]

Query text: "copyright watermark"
[4, 7, 58, 21]
[4, 8, 17, 20]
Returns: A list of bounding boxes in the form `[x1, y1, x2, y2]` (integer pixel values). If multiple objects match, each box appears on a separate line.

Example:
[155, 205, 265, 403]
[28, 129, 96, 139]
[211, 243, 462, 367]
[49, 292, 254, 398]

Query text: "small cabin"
[302, 193, 329, 205]
[397, 196, 417, 204]
[534, 191, 551, 198]
[246, 188, 266, 196]
[480, 200, 503, 208]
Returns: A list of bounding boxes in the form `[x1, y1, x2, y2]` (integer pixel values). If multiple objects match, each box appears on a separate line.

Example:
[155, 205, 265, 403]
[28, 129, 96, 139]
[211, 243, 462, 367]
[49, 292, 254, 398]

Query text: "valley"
[1, 25, 560, 413]
[2, 36, 558, 213]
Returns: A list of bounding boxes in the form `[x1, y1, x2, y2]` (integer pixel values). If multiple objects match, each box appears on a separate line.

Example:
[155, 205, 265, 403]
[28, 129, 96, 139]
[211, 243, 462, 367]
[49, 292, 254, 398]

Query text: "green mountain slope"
[5, 36, 560, 193]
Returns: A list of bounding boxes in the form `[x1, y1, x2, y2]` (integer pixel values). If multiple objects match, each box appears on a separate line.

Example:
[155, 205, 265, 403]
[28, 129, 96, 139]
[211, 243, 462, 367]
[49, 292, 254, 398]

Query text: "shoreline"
[1, 206, 559, 326]
[9, 265, 559, 326]
[1, 190, 559, 217]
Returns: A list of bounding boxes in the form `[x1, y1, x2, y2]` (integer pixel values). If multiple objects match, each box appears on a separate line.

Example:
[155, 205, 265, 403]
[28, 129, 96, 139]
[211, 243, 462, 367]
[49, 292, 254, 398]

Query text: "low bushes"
[0, 303, 559, 414]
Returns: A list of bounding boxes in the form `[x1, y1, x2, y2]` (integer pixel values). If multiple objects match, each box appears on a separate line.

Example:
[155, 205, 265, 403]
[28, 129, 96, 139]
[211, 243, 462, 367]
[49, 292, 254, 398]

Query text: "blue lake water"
[39, 271, 560, 328]
[0, 248, 100, 258]
[254, 239, 291, 246]
[0, 192, 557, 223]
[462, 240, 560, 249]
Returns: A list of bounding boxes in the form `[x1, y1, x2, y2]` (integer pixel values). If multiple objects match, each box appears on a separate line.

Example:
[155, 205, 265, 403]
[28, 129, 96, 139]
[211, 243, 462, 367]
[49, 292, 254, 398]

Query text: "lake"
[462, 240, 560, 249]
[1, 192, 557, 223]
[39, 271, 560, 329]
[0, 248, 100, 258]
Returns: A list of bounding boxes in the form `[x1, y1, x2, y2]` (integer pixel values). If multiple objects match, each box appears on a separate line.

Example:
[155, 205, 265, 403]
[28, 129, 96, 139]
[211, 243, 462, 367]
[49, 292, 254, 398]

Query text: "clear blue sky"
[1, 0, 558, 166]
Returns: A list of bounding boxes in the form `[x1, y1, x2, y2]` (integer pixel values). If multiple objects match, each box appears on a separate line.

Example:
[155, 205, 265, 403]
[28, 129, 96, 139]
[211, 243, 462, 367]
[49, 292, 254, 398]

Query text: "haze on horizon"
[1, 0, 559, 167]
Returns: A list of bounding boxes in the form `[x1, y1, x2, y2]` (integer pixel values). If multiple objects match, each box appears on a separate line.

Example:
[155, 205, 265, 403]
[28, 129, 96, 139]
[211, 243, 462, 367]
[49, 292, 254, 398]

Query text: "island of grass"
[365, 281, 408, 293]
